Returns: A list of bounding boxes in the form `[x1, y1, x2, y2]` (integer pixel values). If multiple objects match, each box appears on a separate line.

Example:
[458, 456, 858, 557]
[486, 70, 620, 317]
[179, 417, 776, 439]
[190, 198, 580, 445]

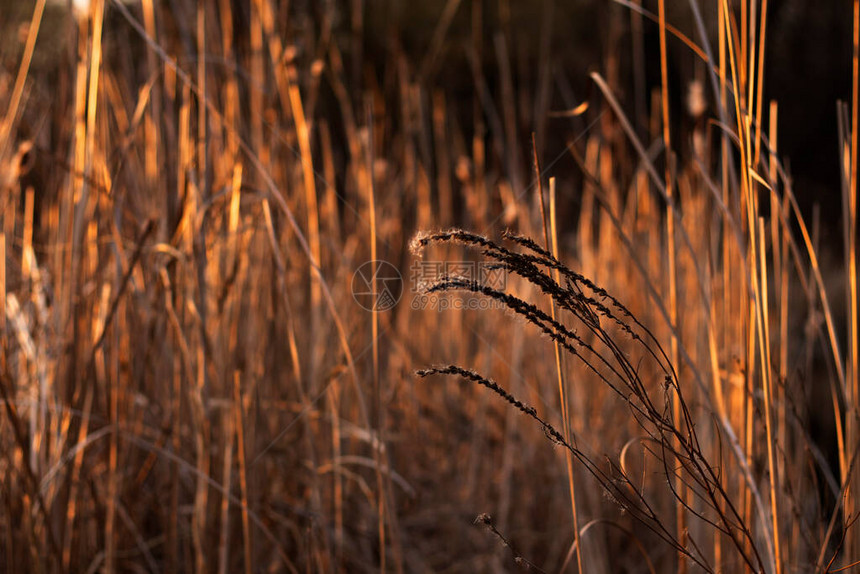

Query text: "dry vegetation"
[0, 0, 859, 572]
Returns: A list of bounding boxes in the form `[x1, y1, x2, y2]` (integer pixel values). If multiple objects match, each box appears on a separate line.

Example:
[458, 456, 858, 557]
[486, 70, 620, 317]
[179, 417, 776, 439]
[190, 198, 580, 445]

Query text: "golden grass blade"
[233, 372, 253, 574]
[847, 2, 860, 564]
[541, 161, 582, 574]
[0, 0, 46, 154]
[757, 217, 782, 574]
[656, 2, 685, 568]
[3, 0, 856, 570]
[365, 103, 388, 573]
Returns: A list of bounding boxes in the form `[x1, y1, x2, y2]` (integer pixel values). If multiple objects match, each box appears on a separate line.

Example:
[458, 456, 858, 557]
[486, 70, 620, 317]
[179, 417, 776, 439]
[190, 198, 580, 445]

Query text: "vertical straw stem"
[365, 103, 391, 573]
[769, 103, 791, 536]
[757, 218, 782, 574]
[197, 0, 206, 196]
[552, 185, 583, 574]
[753, 0, 769, 166]
[533, 137, 583, 574]
[80, 1, 111, 570]
[847, 0, 860, 562]
[233, 372, 253, 574]
[724, 1, 780, 567]
[656, 1, 684, 570]
[288, 70, 321, 310]
[140, 0, 160, 190]
[217, 400, 233, 574]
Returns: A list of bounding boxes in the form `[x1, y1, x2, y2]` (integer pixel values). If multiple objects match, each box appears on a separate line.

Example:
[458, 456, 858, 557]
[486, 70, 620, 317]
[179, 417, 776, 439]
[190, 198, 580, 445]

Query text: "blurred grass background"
[0, 0, 858, 572]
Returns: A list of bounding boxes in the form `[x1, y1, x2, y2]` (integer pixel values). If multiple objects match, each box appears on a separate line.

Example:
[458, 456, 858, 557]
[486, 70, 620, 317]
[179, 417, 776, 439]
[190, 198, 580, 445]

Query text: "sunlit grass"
[0, 0, 857, 572]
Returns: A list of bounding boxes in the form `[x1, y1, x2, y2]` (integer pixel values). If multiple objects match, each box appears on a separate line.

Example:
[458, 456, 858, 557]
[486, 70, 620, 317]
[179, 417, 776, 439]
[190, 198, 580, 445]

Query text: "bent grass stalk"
[413, 229, 766, 573]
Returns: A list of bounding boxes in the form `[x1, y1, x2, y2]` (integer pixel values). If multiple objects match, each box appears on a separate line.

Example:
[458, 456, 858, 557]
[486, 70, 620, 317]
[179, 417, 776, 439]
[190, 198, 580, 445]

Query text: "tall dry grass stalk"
[0, 0, 857, 572]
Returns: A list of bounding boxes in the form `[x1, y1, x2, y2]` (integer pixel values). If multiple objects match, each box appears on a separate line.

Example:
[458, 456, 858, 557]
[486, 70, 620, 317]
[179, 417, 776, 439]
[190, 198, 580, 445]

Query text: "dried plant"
[415, 229, 764, 572]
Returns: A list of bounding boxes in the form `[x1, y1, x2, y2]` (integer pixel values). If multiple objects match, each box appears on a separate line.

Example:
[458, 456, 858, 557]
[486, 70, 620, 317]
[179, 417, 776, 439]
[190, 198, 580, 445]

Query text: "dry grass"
[0, 0, 858, 572]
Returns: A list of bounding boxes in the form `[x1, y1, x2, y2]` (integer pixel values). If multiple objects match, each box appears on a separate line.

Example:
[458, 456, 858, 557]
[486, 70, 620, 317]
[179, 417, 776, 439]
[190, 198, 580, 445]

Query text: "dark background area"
[766, 0, 853, 241]
[382, 0, 855, 248]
